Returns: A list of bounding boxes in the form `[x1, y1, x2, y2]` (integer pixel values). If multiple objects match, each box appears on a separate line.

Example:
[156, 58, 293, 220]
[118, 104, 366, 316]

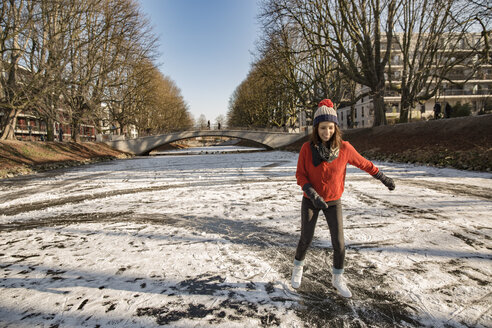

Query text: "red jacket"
[296, 141, 379, 201]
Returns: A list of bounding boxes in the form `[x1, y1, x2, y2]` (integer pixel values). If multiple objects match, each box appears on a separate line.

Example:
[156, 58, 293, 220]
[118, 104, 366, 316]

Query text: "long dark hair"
[311, 123, 343, 149]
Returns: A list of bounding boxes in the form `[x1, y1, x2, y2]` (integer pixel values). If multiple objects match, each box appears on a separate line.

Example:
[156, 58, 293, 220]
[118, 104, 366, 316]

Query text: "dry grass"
[0, 141, 130, 178]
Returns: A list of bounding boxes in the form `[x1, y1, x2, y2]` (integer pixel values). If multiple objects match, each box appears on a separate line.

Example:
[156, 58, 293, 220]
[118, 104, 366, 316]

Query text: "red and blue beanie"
[313, 99, 338, 126]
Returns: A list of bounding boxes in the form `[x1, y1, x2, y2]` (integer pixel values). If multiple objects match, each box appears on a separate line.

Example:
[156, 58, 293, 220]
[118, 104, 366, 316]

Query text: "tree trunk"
[46, 117, 55, 141]
[0, 109, 19, 140]
[350, 104, 356, 129]
[71, 122, 80, 142]
[399, 89, 411, 123]
[372, 90, 387, 126]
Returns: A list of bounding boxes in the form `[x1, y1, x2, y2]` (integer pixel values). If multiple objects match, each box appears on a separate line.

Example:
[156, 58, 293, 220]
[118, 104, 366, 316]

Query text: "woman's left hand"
[373, 171, 395, 191]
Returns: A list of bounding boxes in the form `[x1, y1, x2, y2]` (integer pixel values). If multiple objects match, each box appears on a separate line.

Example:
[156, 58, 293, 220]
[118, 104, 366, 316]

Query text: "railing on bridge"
[121, 126, 307, 140]
[198, 126, 300, 133]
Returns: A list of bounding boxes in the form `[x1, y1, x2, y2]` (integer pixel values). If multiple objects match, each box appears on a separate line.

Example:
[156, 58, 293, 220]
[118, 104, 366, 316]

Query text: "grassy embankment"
[0, 141, 130, 178]
[283, 114, 492, 172]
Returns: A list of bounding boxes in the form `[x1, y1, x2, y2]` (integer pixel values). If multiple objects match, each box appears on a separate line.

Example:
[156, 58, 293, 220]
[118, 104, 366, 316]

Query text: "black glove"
[372, 171, 395, 191]
[302, 183, 328, 209]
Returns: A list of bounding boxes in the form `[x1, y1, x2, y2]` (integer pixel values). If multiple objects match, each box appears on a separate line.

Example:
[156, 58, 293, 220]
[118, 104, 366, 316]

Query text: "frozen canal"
[0, 149, 491, 327]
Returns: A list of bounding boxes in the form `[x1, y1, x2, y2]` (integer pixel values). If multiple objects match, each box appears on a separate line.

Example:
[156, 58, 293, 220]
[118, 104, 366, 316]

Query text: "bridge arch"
[105, 129, 307, 155]
[151, 134, 269, 153]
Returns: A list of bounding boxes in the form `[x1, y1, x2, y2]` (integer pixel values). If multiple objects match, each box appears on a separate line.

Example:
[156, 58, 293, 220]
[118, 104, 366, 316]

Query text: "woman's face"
[317, 121, 336, 143]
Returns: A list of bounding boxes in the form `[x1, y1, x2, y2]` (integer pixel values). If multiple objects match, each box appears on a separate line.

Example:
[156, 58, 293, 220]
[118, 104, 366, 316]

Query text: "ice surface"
[0, 149, 491, 327]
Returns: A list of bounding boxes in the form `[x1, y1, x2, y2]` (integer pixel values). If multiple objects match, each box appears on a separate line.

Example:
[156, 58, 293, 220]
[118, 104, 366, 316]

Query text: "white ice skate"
[332, 274, 352, 298]
[291, 265, 303, 289]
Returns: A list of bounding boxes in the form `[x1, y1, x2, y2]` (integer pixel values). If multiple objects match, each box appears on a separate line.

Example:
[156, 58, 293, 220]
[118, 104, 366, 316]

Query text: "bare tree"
[49, 0, 155, 141]
[97, 1, 159, 137]
[1, 0, 188, 142]
[104, 58, 153, 136]
[390, 0, 486, 122]
[153, 74, 192, 132]
[258, 5, 346, 127]
[227, 60, 279, 128]
[472, 0, 491, 65]
[0, 0, 37, 139]
[197, 114, 207, 130]
[29, 0, 82, 141]
[260, 0, 398, 126]
[131, 63, 192, 135]
[215, 114, 225, 129]
[256, 18, 311, 126]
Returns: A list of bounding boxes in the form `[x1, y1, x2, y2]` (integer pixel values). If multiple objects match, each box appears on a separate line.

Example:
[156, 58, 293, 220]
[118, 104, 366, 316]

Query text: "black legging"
[295, 197, 345, 270]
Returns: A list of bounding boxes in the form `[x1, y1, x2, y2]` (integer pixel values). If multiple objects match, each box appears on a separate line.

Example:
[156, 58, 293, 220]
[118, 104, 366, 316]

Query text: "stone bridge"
[104, 129, 308, 155]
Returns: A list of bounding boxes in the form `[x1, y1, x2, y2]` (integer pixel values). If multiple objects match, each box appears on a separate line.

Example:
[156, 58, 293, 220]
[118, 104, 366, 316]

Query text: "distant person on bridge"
[292, 98, 395, 298]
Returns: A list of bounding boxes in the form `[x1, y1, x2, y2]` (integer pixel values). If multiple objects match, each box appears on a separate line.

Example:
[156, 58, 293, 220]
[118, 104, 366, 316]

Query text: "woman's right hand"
[302, 184, 329, 209]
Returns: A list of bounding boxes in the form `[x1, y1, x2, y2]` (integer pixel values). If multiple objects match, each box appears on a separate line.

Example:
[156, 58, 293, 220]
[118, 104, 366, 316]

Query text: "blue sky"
[138, 0, 261, 124]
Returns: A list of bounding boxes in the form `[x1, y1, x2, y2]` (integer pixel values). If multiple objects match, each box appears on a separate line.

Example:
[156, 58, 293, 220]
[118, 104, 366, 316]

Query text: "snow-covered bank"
[0, 151, 490, 327]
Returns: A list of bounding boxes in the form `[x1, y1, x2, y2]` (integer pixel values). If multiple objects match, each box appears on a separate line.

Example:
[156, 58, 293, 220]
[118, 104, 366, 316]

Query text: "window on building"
[362, 106, 365, 117]
[355, 109, 358, 118]
[17, 118, 26, 128]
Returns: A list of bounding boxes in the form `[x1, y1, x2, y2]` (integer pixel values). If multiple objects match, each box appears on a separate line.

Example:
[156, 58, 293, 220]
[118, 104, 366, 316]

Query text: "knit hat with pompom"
[313, 99, 338, 126]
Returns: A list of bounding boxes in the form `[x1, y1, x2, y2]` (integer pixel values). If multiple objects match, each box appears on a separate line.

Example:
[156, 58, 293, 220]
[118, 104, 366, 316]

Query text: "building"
[8, 108, 96, 142]
[337, 32, 492, 129]
[338, 92, 374, 129]
[0, 63, 96, 141]
[14, 110, 48, 141]
[95, 103, 138, 142]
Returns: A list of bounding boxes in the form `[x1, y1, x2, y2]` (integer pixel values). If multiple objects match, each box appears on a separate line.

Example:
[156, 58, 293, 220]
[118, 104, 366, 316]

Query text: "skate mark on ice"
[452, 232, 486, 249]
[345, 222, 391, 229]
[0, 171, 112, 203]
[446, 259, 491, 286]
[0, 178, 293, 216]
[349, 187, 443, 220]
[0, 211, 134, 232]
[401, 179, 492, 201]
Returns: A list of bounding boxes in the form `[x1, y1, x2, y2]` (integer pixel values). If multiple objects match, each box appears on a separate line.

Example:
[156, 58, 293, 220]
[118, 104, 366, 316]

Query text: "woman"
[292, 99, 395, 298]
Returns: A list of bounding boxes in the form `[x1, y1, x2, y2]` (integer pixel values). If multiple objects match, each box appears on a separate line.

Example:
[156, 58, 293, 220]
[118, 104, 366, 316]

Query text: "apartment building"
[96, 103, 139, 142]
[337, 32, 492, 129]
[0, 64, 96, 141]
[338, 93, 374, 129]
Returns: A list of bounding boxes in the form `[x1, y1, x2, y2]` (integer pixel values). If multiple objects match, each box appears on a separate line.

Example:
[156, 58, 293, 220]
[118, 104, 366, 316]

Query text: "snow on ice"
[0, 148, 490, 327]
